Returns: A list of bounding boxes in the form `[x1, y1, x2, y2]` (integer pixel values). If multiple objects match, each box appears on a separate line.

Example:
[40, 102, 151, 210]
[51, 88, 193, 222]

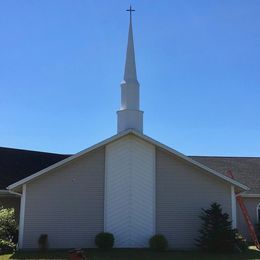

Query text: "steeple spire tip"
[117, 5, 143, 134]
[126, 5, 135, 22]
[124, 5, 138, 84]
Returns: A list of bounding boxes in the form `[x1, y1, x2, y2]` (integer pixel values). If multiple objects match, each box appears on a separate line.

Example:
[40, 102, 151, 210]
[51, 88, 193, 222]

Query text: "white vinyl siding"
[156, 148, 232, 249]
[105, 135, 155, 247]
[237, 198, 260, 240]
[22, 148, 105, 249]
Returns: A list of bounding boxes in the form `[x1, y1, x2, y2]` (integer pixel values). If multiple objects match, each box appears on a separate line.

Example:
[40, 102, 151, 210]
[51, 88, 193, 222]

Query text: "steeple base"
[117, 109, 143, 133]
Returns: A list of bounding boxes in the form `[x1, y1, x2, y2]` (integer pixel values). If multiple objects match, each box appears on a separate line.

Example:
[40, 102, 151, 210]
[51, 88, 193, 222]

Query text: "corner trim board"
[257, 203, 260, 224]
[18, 184, 26, 249]
[231, 185, 237, 228]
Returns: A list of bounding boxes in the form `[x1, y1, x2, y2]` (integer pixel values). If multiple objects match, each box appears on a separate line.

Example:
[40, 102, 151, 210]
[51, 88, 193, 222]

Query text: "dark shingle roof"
[0, 147, 70, 189]
[0, 146, 259, 194]
[190, 156, 260, 194]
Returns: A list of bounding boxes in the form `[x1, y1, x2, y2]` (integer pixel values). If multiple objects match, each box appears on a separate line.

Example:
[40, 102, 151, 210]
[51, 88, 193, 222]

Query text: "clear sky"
[0, 0, 260, 156]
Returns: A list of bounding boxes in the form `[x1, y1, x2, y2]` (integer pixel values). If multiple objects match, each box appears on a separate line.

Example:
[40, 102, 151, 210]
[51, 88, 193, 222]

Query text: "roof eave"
[240, 193, 260, 198]
[131, 131, 249, 191]
[0, 189, 21, 197]
[8, 129, 249, 192]
[7, 129, 134, 190]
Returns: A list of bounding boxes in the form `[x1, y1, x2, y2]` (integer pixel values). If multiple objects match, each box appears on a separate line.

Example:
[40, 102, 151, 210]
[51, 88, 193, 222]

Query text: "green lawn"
[0, 247, 259, 260]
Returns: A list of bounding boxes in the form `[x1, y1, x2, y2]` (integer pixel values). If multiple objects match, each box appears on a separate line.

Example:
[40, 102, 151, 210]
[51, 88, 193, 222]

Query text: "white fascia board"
[7, 129, 249, 192]
[131, 131, 249, 191]
[0, 189, 21, 196]
[240, 193, 260, 198]
[7, 130, 133, 190]
[0, 190, 11, 195]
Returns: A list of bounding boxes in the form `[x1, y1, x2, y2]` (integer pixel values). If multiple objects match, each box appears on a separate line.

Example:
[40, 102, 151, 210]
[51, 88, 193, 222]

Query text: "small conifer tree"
[196, 202, 236, 252]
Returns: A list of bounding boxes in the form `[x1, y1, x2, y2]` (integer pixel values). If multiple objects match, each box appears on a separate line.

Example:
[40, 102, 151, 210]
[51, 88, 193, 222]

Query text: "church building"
[1, 9, 260, 250]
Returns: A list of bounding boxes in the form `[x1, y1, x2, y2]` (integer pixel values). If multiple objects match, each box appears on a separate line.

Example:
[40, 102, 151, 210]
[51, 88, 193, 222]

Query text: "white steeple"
[117, 6, 143, 133]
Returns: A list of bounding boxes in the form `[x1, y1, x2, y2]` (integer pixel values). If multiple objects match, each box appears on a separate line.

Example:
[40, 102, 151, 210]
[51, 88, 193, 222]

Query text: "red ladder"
[227, 170, 260, 249]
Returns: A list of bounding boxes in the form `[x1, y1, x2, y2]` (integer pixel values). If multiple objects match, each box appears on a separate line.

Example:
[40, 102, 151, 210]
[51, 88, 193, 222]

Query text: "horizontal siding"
[156, 148, 232, 249]
[23, 148, 105, 249]
[237, 198, 260, 240]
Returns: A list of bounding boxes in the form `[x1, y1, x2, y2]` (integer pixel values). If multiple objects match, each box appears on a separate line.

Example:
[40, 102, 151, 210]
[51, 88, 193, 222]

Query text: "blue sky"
[0, 1, 260, 156]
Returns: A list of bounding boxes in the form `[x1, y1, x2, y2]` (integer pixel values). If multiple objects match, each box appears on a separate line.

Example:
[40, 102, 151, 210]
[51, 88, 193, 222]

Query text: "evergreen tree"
[196, 202, 236, 252]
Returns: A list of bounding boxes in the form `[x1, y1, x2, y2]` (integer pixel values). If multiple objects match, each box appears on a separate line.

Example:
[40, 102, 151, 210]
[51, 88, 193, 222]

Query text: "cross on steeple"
[126, 5, 135, 21]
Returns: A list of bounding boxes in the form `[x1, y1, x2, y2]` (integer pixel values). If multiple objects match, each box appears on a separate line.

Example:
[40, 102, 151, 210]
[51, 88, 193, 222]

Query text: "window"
[257, 203, 260, 224]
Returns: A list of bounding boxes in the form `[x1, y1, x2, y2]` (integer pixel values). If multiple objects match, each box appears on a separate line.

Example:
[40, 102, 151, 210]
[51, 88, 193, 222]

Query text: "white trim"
[8, 130, 131, 190]
[9, 190, 22, 196]
[18, 184, 26, 249]
[240, 193, 260, 198]
[0, 190, 20, 196]
[0, 190, 11, 195]
[257, 203, 260, 224]
[231, 185, 237, 228]
[104, 145, 108, 232]
[136, 133, 249, 191]
[7, 129, 249, 192]
[153, 145, 156, 235]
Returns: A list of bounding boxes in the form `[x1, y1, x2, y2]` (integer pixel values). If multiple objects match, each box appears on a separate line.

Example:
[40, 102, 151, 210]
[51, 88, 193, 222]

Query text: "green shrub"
[0, 207, 18, 254]
[0, 207, 18, 243]
[0, 239, 16, 254]
[196, 202, 236, 252]
[38, 234, 48, 250]
[95, 232, 114, 249]
[149, 234, 168, 251]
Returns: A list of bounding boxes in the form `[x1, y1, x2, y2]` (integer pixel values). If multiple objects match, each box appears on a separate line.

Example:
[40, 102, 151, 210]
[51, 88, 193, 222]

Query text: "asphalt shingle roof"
[190, 156, 260, 194]
[0, 147, 259, 194]
[0, 147, 70, 189]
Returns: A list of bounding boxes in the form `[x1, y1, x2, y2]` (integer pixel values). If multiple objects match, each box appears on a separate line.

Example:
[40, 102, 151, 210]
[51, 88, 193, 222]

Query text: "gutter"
[239, 193, 260, 198]
[0, 189, 21, 197]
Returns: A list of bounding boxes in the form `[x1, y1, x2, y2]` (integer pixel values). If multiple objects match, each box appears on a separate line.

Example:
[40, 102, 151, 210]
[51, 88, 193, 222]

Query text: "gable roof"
[7, 130, 249, 192]
[190, 156, 260, 195]
[0, 147, 70, 190]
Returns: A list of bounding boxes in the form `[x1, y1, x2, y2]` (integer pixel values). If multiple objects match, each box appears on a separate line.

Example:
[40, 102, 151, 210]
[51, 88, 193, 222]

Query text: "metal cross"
[126, 5, 135, 20]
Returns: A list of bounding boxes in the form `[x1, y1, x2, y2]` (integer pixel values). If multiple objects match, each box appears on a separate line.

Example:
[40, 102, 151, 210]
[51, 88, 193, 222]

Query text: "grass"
[0, 247, 259, 260]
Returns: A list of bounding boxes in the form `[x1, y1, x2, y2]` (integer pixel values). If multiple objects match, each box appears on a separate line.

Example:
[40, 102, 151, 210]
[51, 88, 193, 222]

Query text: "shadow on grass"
[9, 247, 260, 260]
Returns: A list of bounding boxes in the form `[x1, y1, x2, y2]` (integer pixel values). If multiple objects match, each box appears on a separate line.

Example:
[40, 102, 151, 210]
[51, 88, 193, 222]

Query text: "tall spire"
[117, 6, 143, 133]
[124, 5, 138, 84]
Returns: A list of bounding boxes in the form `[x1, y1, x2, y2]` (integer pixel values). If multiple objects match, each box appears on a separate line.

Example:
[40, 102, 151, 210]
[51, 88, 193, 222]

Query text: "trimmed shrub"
[95, 232, 114, 249]
[149, 234, 168, 251]
[196, 202, 236, 252]
[38, 234, 48, 250]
